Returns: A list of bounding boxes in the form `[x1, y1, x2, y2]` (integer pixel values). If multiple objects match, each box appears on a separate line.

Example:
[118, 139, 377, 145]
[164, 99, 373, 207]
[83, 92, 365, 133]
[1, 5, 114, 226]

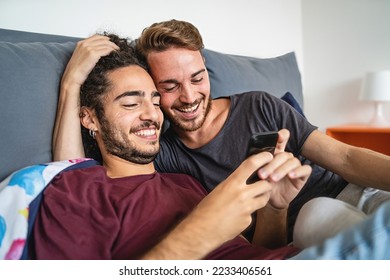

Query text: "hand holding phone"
[245, 131, 278, 184]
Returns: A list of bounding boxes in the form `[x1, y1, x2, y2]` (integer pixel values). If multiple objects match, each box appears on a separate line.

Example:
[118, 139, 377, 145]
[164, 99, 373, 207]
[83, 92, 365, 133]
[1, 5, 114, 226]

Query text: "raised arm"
[53, 35, 119, 160]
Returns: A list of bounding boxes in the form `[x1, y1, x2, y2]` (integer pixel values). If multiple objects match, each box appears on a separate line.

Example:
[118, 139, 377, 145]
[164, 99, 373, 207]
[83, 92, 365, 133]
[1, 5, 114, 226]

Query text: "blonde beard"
[168, 98, 212, 132]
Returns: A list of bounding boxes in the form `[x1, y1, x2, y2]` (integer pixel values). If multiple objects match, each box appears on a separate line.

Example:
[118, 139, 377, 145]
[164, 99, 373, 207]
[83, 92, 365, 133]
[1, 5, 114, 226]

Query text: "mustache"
[130, 121, 161, 132]
[175, 98, 201, 108]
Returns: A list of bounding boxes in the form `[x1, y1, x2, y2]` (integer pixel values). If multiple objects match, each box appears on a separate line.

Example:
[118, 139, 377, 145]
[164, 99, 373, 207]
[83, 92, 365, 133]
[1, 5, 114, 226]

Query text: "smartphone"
[245, 131, 278, 184]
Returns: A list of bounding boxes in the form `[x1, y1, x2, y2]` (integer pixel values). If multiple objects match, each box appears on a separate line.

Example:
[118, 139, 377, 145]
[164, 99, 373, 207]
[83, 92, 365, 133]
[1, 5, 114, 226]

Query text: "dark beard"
[99, 117, 159, 164]
[170, 98, 212, 132]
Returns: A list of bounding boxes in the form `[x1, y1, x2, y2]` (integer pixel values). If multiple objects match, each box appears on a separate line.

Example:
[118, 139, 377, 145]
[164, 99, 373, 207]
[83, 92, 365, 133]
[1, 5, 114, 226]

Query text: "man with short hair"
[135, 19, 390, 238]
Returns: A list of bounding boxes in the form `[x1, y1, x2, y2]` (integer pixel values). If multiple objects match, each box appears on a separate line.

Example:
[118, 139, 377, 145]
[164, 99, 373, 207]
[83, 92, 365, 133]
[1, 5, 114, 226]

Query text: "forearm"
[53, 35, 118, 161]
[302, 131, 390, 192]
[141, 213, 222, 260]
[251, 204, 288, 248]
[342, 147, 390, 191]
[52, 81, 85, 161]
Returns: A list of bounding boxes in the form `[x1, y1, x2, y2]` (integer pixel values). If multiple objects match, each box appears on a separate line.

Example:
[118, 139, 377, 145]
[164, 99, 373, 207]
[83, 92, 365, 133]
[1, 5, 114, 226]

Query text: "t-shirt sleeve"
[254, 92, 317, 155]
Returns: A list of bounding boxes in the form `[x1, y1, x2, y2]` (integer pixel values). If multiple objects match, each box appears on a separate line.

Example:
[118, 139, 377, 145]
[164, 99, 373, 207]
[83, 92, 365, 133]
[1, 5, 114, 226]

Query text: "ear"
[80, 106, 99, 132]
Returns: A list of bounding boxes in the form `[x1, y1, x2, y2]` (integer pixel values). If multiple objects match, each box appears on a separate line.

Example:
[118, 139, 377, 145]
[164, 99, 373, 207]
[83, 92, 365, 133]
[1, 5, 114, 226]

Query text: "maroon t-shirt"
[33, 166, 298, 259]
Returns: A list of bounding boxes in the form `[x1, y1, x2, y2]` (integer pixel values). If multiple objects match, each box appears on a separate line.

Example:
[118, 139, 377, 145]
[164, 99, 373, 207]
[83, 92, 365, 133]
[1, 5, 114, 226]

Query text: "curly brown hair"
[80, 32, 147, 121]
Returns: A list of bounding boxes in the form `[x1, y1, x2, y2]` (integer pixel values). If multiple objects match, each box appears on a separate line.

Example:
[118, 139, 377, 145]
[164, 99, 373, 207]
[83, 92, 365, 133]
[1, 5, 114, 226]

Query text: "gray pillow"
[0, 41, 76, 181]
[202, 49, 303, 109]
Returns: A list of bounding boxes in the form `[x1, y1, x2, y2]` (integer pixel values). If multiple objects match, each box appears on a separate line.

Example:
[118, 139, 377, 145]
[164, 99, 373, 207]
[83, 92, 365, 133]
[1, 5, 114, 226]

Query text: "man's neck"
[103, 155, 156, 178]
[173, 98, 230, 149]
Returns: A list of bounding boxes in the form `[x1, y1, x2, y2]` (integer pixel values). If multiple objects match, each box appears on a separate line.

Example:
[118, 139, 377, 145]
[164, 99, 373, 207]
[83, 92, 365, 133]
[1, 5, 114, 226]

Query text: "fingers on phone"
[259, 152, 299, 181]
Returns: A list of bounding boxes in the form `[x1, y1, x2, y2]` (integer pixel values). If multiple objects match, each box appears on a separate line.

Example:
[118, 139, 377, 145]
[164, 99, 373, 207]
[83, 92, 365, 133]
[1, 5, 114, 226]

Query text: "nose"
[179, 83, 197, 104]
[140, 101, 159, 122]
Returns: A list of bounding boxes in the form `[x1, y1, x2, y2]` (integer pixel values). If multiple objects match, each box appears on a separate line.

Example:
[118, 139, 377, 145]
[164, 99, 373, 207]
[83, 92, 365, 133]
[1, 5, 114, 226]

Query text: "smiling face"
[147, 48, 212, 132]
[88, 65, 164, 165]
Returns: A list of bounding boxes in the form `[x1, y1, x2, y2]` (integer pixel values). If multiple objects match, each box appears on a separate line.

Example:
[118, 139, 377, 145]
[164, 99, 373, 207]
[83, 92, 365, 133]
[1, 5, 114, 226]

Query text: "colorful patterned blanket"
[0, 158, 94, 259]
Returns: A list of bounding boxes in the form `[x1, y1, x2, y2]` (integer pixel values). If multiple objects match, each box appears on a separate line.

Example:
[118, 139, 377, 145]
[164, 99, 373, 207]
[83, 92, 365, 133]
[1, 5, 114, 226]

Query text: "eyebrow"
[158, 69, 206, 85]
[114, 90, 160, 101]
[191, 69, 206, 78]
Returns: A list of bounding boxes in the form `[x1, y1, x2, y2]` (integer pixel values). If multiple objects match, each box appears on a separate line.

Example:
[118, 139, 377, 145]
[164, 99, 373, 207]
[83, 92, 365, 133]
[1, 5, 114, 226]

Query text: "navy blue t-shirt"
[155, 91, 347, 240]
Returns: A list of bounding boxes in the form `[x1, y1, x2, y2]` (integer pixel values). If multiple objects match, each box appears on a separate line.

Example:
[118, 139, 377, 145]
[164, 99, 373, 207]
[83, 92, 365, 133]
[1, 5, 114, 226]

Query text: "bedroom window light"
[359, 70, 390, 127]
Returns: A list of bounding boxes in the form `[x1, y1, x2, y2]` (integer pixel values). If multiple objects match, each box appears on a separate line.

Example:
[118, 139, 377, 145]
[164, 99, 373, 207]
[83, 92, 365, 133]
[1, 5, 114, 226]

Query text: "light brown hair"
[136, 19, 204, 62]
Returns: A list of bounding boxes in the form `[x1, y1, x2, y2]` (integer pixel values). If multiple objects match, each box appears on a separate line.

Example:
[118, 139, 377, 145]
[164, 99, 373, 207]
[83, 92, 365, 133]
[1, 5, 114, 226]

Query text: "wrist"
[264, 203, 288, 215]
[253, 204, 288, 247]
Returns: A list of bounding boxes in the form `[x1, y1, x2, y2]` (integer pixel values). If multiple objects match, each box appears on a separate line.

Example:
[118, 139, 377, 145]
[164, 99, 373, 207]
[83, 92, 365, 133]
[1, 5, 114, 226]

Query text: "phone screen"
[245, 131, 278, 184]
[246, 132, 278, 157]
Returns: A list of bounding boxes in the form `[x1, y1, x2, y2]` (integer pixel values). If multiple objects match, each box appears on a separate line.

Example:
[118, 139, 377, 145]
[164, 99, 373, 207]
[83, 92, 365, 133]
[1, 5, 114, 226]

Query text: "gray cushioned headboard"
[203, 49, 303, 108]
[0, 29, 82, 181]
[0, 28, 82, 43]
[0, 28, 303, 182]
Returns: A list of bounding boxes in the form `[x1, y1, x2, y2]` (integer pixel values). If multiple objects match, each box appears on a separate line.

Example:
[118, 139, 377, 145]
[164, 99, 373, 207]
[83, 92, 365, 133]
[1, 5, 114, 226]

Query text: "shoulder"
[228, 91, 284, 107]
[226, 91, 287, 118]
[54, 164, 105, 182]
[45, 165, 106, 196]
[159, 172, 207, 195]
[159, 172, 200, 184]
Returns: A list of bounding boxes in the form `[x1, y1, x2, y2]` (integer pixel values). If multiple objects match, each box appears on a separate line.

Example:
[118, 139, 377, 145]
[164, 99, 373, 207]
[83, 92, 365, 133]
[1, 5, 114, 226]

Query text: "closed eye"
[123, 104, 138, 109]
[152, 99, 161, 107]
[163, 85, 178, 92]
[152, 92, 161, 107]
[192, 77, 203, 83]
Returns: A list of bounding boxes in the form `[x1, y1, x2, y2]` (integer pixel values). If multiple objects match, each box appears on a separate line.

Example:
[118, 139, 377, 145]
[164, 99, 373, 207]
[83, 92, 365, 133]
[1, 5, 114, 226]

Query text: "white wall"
[0, 0, 302, 61]
[302, 0, 390, 131]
